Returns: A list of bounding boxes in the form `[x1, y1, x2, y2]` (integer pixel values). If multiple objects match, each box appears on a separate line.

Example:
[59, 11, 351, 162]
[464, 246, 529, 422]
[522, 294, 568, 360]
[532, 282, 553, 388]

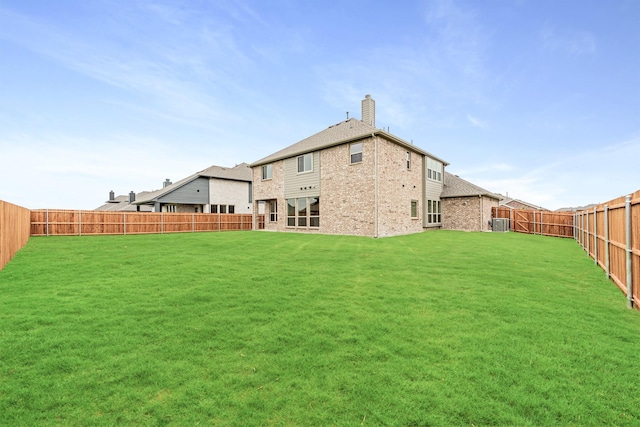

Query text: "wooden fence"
[30, 210, 264, 236]
[0, 200, 32, 271]
[574, 190, 640, 310]
[491, 207, 575, 238]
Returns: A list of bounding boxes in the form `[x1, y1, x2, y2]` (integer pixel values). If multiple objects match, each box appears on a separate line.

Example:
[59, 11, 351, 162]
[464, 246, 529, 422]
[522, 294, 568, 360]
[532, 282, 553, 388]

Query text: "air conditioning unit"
[492, 218, 509, 232]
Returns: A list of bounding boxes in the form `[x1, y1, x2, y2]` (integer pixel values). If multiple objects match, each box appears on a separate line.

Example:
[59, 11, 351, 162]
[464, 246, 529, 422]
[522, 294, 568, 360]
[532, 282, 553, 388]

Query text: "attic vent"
[109, 190, 115, 201]
[163, 179, 172, 188]
[129, 191, 136, 203]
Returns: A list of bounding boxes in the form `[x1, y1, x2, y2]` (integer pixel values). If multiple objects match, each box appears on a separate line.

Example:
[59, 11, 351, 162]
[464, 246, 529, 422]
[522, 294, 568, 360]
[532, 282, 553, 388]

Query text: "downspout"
[479, 195, 482, 231]
[373, 133, 379, 238]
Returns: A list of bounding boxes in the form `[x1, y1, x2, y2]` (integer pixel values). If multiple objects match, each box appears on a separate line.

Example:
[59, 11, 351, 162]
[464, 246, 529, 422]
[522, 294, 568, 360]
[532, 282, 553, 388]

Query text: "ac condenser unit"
[492, 218, 509, 232]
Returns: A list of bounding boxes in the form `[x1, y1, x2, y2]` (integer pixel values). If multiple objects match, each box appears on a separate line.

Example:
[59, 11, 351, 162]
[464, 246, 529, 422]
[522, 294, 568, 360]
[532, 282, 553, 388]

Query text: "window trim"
[411, 200, 418, 218]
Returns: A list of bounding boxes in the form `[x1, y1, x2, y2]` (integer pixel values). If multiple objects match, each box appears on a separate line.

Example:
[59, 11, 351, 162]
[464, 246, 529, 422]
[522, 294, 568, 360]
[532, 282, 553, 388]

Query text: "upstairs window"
[427, 158, 443, 182]
[350, 142, 363, 164]
[297, 153, 313, 173]
[406, 151, 411, 170]
[411, 200, 418, 218]
[262, 164, 273, 180]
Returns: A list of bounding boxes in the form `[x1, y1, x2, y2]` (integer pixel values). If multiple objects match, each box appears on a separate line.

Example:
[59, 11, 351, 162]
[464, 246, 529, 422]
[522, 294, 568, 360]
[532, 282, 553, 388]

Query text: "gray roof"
[134, 163, 252, 205]
[251, 118, 448, 166]
[95, 193, 154, 211]
[441, 172, 501, 200]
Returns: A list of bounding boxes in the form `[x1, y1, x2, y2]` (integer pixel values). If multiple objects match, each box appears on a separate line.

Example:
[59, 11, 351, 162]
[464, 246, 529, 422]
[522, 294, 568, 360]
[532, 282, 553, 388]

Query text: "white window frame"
[350, 142, 363, 164]
[262, 164, 273, 180]
[297, 153, 313, 173]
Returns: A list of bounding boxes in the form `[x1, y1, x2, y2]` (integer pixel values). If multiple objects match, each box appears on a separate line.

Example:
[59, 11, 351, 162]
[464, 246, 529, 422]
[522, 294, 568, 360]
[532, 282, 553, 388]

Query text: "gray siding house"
[133, 163, 253, 213]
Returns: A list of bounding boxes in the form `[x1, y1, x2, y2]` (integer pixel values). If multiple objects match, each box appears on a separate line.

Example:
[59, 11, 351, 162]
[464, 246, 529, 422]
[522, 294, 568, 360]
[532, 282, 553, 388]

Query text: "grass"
[0, 230, 638, 426]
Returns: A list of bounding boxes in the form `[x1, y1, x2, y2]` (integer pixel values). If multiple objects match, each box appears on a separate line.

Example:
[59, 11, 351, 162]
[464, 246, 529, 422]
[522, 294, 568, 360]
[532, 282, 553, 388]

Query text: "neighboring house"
[441, 172, 501, 232]
[250, 95, 449, 237]
[132, 163, 253, 213]
[499, 196, 548, 211]
[95, 191, 153, 212]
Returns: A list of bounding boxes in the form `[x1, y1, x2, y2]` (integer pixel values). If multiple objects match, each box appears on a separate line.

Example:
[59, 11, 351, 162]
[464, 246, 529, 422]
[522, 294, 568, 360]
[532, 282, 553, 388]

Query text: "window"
[309, 197, 320, 227]
[269, 200, 278, 222]
[297, 153, 313, 173]
[220, 205, 227, 214]
[350, 142, 363, 164]
[228, 205, 235, 214]
[262, 164, 273, 180]
[406, 151, 411, 170]
[427, 158, 443, 182]
[211, 204, 218, 213]
[166, 205, 177, 213]
[297, 198, 307, 226]
[287, 199, 296, 227]
[411, 200, 418, 218]
[427, 200, 442, 224]
[286, 197, 320, 228]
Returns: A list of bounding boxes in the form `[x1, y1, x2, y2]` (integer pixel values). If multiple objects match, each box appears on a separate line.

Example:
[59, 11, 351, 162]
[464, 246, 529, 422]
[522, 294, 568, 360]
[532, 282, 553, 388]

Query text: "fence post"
[604, 205, 610, 278]
[79, 210, 82, 236]
[192, 213, 195, 232]
[161, 212, 164, 234]
[123, 212, 127, 236]
[585, 210, 590, 256]
[593, 207, 598, 265]
[625, 195, 633, 309]
[46, 209, 49, 237]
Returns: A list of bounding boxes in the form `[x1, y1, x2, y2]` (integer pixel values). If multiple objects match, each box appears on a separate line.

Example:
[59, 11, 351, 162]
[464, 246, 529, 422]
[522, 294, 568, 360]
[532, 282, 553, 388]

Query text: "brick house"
[441, 172, 501, 232]
[250, 95, 449, 237]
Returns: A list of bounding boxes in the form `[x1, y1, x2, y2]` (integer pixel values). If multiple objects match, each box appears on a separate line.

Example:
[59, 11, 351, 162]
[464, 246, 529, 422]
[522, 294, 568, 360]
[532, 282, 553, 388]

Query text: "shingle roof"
[250, 118, 448, 166]
[133, 163, 252, 205]
[95, 193, 154, 211]
[441, 172, 501, 200]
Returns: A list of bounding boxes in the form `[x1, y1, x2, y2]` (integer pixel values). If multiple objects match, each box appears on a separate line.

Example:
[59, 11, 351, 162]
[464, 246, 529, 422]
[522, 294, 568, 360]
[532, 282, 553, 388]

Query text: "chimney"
[163, 178, 172, 188]
[129, 191, 135, 203]
[361, 94, 375, 128]
[109, 190, 115, 201]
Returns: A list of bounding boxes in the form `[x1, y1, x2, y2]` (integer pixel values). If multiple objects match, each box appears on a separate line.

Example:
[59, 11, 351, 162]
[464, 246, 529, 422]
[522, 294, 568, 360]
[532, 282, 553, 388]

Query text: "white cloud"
[466, 114, 488, 129]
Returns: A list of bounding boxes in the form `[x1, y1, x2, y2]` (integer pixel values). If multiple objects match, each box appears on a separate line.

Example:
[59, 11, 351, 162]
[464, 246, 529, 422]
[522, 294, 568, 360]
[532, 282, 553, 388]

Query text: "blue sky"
[1, 0, 638, 210]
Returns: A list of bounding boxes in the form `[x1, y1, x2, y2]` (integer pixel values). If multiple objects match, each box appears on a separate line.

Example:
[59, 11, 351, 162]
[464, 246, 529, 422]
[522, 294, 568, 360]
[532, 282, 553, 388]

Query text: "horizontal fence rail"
[30, 210, 264, 236]
[574, 190, 639, 310]
[491, 207, 575, 238]
[0, 200, 32, 271]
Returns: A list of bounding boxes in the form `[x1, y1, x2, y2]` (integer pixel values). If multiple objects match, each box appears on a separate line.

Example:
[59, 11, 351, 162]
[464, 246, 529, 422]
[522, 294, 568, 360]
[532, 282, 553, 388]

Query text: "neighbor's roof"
[134, 163, 252, 205]
[499, 197, 548, 211]
[441, 172, 501, 200]
[95, 192, 154, 211]
[250, 118, 448, 166]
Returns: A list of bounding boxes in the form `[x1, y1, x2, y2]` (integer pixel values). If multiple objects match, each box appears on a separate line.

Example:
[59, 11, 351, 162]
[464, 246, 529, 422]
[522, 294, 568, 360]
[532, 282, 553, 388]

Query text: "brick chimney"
[361, 94, 375, 127]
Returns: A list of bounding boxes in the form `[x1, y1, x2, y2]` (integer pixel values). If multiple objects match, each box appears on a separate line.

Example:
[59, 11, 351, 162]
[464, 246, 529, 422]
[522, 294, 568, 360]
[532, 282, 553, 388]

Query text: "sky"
[0, 0, 638, 211]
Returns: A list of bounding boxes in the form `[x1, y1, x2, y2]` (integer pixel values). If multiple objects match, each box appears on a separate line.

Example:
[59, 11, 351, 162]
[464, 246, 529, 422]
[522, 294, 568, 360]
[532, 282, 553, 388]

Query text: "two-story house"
[250, 95, 448, 237]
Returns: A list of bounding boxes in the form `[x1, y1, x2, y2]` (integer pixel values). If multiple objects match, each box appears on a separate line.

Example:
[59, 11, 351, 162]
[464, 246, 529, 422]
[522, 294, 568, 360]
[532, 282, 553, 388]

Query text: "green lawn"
[0, 231, 638, 426]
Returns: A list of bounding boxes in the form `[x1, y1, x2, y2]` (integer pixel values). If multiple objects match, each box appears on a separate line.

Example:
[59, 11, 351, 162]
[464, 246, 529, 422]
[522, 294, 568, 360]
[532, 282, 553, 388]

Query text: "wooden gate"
[514, 210, 530, 233]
